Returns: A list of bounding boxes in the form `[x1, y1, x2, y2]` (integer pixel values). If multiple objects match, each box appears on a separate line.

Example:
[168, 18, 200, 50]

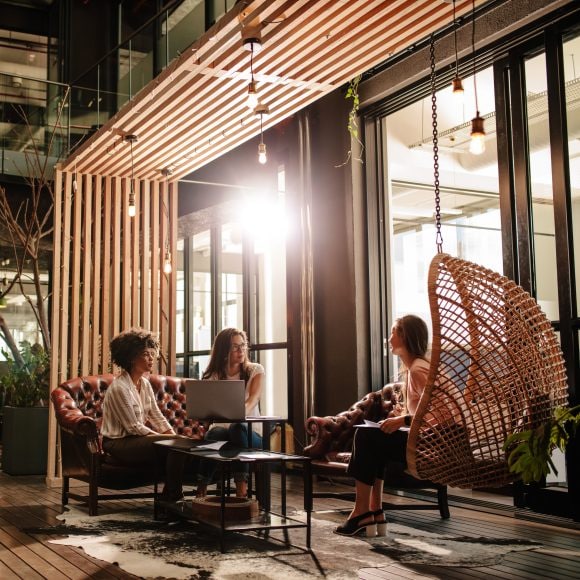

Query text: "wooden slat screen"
[47, 168, 176, 482]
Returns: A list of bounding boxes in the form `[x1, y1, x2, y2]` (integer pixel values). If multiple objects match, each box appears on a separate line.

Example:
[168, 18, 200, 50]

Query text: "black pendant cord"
[430, 34, 443, 254]
[453, 0, 459, 78]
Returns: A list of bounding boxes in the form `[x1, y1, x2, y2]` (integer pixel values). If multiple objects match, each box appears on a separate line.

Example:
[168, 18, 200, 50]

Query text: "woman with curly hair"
[196, 327, 265, 498]
[101, 328, 188, 502]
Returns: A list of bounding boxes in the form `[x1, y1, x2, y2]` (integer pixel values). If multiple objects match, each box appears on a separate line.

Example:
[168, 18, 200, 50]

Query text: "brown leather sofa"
[51, 373, 205, 515]
[303, 384, 450, 518]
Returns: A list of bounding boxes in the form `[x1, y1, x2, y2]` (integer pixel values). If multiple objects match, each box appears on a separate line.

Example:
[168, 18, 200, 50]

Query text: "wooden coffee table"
[154, 438, 312, 553]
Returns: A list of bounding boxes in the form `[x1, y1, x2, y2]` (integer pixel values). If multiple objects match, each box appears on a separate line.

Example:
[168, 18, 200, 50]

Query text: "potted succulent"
[1, 341, 50, 475]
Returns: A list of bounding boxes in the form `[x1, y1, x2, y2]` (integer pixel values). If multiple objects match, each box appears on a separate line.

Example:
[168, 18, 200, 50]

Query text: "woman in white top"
[101, 328, 188, 502]
[335, 315, 431, 537]
[196, 328, 265, 498]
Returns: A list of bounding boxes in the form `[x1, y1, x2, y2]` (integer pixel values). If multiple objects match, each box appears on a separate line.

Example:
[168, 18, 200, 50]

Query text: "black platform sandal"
[333, 511, 376, 537]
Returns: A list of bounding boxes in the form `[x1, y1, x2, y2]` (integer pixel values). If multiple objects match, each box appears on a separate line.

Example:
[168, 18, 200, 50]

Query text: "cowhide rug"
[26, 505, 541, 579]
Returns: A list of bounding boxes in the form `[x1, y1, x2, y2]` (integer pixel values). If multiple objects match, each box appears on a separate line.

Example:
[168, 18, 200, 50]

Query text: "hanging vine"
[336, 74, 364, 167]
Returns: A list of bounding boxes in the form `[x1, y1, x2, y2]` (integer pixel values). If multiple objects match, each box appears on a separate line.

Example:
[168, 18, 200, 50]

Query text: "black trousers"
[346, 427, 408, 486]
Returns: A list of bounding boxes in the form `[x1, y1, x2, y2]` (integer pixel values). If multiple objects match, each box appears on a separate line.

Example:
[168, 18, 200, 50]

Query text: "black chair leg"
[89, 481, 98, 516]
[62, 476, 69, 507]
[437, 485, 450, 519]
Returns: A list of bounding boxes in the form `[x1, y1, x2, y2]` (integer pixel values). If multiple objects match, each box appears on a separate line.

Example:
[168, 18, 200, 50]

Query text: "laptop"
[185, 379, 246, 421]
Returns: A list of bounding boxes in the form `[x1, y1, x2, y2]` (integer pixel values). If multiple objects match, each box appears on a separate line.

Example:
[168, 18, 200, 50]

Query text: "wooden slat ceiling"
[62, 0, 484, 181]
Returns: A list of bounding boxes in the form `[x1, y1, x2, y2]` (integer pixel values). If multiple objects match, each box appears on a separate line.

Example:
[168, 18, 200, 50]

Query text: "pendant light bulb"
[451, 76, 464, 105]
[258, 142, 267, 164]
[247, 81, 259, 110]
[163, 248, 172, 274]
[128, 190, 136, 217]
[469, 112, 486, 155]
[125, 134, 138, 217]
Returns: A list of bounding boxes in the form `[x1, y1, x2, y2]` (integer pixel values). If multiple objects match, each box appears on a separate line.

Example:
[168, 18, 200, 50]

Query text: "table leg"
[305, 460, 312, 550]
[281, 459, 287, 517]
[153, 445, 161, 520]
[259, 421, 272, 511]
[220, 464, 227, 553]
[247, 422, 253, 498]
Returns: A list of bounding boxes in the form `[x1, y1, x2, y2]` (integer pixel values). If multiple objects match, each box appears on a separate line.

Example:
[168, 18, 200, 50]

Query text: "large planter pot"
[1, 406, 49, 475]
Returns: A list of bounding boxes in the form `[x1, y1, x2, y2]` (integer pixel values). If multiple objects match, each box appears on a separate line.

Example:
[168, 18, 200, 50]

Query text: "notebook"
[184, 379, 246, 421]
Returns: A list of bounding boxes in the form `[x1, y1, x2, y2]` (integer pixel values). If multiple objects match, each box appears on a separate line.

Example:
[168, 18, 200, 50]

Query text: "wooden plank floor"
[0, 470, 579, 579]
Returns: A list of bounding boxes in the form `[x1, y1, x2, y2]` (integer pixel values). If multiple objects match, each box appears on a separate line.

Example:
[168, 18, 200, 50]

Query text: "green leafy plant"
[336, 75, 364, 167]
[503, 405, 580, 484]
[345, 74, 361, 141]
[0, 341, 50, 407]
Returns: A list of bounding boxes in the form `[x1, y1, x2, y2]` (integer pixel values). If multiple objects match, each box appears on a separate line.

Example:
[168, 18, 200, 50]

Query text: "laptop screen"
[184, 379, 246, 421]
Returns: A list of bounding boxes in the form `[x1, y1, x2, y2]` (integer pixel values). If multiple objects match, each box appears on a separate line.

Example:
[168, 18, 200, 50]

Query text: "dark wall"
[305, 90, 365, 416]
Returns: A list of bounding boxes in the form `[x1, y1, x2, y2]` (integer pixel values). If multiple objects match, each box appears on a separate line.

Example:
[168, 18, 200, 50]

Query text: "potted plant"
[504, 404, 580, 484]
[1, 341, 50, 475]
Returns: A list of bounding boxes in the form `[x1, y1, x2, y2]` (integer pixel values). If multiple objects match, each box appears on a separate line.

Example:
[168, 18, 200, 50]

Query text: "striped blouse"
[101, 371, 174, 439]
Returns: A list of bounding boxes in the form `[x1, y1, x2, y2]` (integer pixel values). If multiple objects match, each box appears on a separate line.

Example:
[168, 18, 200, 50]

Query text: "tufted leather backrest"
[55, 374, 204, 439]
[303, 390, 397, 459]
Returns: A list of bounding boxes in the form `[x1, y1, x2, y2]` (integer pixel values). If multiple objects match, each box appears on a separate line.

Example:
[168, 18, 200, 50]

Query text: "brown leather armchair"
[51, 373, 205, 515]
[303, 384, 450, 518]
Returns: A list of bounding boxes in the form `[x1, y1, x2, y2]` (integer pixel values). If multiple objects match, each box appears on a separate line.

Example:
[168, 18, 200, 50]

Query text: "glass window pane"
[221, 222, 243, 329]
[190, 355, 210, 380]
[525, 52, 559, 321]
[546, 331, 567, 486]
[564, 33, 580, 311]
[175, 356, 184, 377]
[254, 348, 288, 419]
[386, 65, 501, 330]
[176, 238, 185, 355]
[192, 231, 212, 351]
[250, 169, 288, 344]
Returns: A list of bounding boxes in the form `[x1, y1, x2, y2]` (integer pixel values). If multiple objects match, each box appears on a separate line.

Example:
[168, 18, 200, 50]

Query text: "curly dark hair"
[110, 328, 160, 372]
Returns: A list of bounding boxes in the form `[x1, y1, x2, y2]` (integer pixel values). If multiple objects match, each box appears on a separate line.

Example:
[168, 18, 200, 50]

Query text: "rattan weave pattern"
[406, 254, 569, 489]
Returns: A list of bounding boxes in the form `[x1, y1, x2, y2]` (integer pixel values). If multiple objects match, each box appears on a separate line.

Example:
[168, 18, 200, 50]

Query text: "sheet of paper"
[238, 452, 273, 460]
[193, 440, 227, 451]
[355, 420, 380, 428]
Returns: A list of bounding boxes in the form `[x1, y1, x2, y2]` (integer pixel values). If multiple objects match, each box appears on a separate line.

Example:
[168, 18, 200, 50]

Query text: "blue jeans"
[197, 423, 263, 484]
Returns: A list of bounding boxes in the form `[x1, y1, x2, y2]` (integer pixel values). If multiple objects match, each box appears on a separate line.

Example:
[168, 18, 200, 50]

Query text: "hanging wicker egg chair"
[406, 253, 569, 489]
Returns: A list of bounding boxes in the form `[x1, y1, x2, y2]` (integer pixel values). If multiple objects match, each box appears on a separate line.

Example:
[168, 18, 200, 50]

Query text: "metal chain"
[430, 35, 443, 254]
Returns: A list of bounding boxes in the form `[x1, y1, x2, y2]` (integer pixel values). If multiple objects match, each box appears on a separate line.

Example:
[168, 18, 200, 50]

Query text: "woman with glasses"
[334, 314, 430, 537]
[196, 327, 265, 498]
[101, 328, 189, 503]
